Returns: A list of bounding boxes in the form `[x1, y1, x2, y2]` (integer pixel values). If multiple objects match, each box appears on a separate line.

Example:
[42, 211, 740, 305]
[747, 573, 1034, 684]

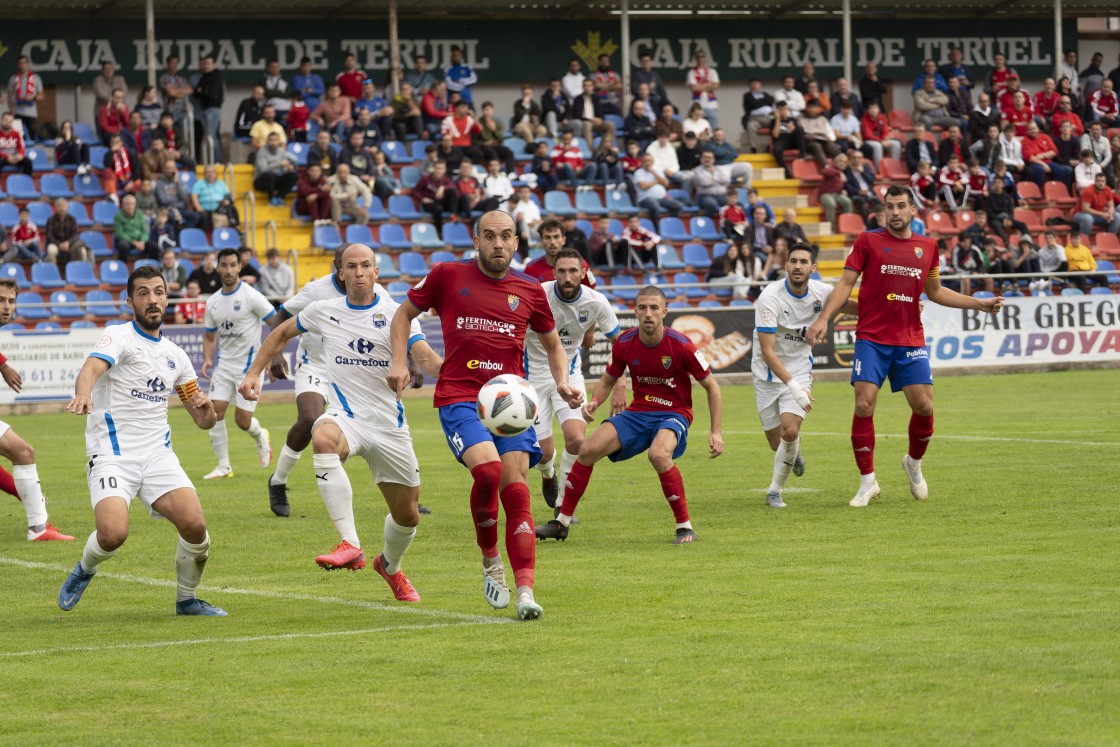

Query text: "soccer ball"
[477, 375, 540, 437]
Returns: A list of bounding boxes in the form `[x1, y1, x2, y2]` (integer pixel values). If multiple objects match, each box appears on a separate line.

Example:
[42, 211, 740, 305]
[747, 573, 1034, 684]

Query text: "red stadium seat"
[880, 158, 910, 182]
[837, 213, 865, 238]
[888, 110, 914, 132]
[1040, 208, 1071, 231]
[1015, 181, 1045, 207]
[924, 210, 954, 236]
[1043, 181, 1077, 210]
[1093, 232, 1120, 258]
[791, 159, 822, 185]
[954, 209, 975, 230]
[1014, 207, 1044, 232]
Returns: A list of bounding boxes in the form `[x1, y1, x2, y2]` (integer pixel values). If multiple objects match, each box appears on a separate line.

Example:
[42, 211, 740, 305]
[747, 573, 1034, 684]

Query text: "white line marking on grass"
[749, 487, 820, 494]
[723, 431, 1118, 447]
[0, 557, 509, 625]
[0, 621, 493, 659]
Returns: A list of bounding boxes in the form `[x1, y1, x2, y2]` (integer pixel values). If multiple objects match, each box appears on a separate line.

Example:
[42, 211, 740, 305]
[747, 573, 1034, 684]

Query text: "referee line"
[722, 431, 1119, 447]
[0, 621, 491, 659]
[0, 557, 511, 625]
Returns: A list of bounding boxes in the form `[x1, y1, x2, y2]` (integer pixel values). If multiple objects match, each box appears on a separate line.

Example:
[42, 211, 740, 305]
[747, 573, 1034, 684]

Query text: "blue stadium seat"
[178, 257, 194, 275]
[81, 231, 112, 259]
[73, 173, 106, 199]
[575, 190, 608, 216]
[681, 243, 711, 269]
[543, 190, 577, 217]
[40, 173, 73, 199]
[73, 122, 96, 143]
[27, 201, 52, 226]
[657, 245, 685, 270]
[571, 137, 592, 160]
[287, 142, 309, 166]
[387, 195, 422, 221]
[973, 291, 995, 299]
[610, 274, 639, 301]
[606, 190, 639, 216]
[0, 203, 17, 228]
[69, 200, 93, 227]
[178, 227, 212, 255]
[397, 251, 429, 278]
[442, 221, 472, 248]
[92, 200, 118, 226]
[382, 141, 413, 165]
[639, 218, 657, 234]
[85, 290, 120, 317]
[88, 146, 108, 168]
[35, 321, 62, 331]
[430, 250, 457, 266]
[368, 196, 389, 222]
[50, 291, 83, 318]
[387, 281, 413, 299]
[376, 253, 400, 279]
[6, 174, 39, 199]
[1060, 287, 1084, 296]
[98, 260, 130, 288]
[658, 217, 690, 243]
[668, 188, 699, 214]
[698, 299, 723, 308]
[16, 292, 49, 320]
[345, 223, 378, 248]
[0, 263, 30, 289]
[673, 271, 707, 299]
[65, 261, 100, 288]
[313, 224, 343, 251]
[668, 300, 690, 309]
[31, 263, 66, 290]
[28, 148, 54, 173]
[132, 258, 159, 269]
[1089, 286, 1111, 294]
[399, 166, 421, 188]
[177, 170, 198, 191]
[410, 222, 444, 249]
[728, 298, 754, 308]
[212, 227, 240, 250]
[290, 199, 310, 224]
[409, 141, 429, 162]
[712, 242, 729, 260]
[0, 322, 25, 331]
[377, 223, 412, 251]
[603, 114, 625, 135]
[502, 137, 531, 161]
[689, 216, 721, 241]
[71, 320, 98, 329]
[575, 219, 594, 237]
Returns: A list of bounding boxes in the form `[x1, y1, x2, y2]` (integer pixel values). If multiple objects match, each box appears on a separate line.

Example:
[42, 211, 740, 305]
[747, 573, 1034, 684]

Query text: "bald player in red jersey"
[536, 285, 723, 545]
[388, 210, 581, 621]
[522, 218, 597, 288]
[808, 185, 1003, 507]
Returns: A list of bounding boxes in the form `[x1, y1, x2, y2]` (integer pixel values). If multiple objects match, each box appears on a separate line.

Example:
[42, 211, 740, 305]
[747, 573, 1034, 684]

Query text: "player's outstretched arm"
[808, 269, 859, 345]
[408, 339, 443, 380]
[201, 331, 217, 379]
[67, 357, 111, 415]
[699, 374, 724, 458]
[388, 299, 422, 398]
[582, 372, 619, 423]
[758, 332, 814, 412]
[266, 307, 293, 379]
[925, 274, 1004, 314]
[240, 317, 302, 402]
[540, 329, 584, 409]
[177, 381, 217, 430]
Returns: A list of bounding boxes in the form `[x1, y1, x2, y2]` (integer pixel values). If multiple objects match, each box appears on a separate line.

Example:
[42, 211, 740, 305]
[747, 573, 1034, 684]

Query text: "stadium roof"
[11, 0, 1120, 18]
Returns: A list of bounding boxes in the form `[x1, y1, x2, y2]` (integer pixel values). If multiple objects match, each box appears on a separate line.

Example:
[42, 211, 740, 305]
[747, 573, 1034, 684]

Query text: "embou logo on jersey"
[661, 355, 672, 369]
[507, 293, 520, 311]
[348, 338, 376, 355]
[373, 312, 386, 329]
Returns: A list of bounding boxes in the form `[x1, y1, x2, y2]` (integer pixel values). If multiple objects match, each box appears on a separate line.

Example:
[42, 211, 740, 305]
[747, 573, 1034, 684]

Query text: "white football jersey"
[296, 294, 423, 430]
[280, 274, 388, 370]
[203, 282, 276, 375]
[524, 282, 619, 385]
[751, 278, 833, 382]
[85, 321, 198, 456]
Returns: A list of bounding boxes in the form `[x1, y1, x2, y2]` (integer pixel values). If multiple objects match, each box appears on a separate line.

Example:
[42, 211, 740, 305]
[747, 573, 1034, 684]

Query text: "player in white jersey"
[524, 250, 623, 510]
[58, 266, 227, 616]
[752, 242, 857, 508]
[241, 245, 442, 601]
[200, 248, 276, 479]
[0, 279, 74, 542]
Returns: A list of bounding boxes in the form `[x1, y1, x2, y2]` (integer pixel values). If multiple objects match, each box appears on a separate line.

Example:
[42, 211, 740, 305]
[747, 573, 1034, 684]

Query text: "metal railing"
[265, 220, 278, 253]
[241, 190, 257, 252]
[285, 248, 299, 287]
[182, 99, 196, 162]
[200, 135, 216, 167]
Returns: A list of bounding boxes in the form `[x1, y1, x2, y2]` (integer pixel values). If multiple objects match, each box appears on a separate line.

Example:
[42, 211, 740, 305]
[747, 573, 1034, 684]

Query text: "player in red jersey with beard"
[536, 284, 723, 544]
[388, 211, 581, 620]
[807, 185, 1003, 507]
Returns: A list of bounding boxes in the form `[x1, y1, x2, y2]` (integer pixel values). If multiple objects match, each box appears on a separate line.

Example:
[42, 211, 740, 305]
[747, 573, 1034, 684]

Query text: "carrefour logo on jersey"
[887, 293, 915, 302]
[335, 338, 388, 367]
[467, 359, 503, 371]
[130, 376, 169, 402]
[348, 338, 376, 355]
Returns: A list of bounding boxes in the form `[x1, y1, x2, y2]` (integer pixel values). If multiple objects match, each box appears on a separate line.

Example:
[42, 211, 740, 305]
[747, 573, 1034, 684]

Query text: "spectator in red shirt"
[1021, 120, 1073, 188]
[718, 187, 749, 244]
[985, 56, 1018, 99]
[1033, 77, 1061, 130]
[910, 161, 937, 210]
[1002, 92, 1033, 137]
[1051, 95, 1085, 137]
[0, 112, 32, 176]
[411, 160, 459, 231]
[592, 54, 622, 116]
[441, 99, 485, 165]
[550, 131, 596, 188]
[454, 158, 499, 219]
[175, 279, 207, 325]
[1072, 171, 1120, 234]
[335, 52, 366, 101]
[287, 92, 310, 142]
[295, 162, 332, 225]
[97, 87, 130, 146]
[859, 101, 899, 166]
[998, 78, 1030, 115]
[819, 153, 853, 225]
[421, 80, 452, 140]
[937, 154, 969, 211]
[10, 208, 43, 262]
[619, 215, 660, 265]
[1089, 79, 1119, 127]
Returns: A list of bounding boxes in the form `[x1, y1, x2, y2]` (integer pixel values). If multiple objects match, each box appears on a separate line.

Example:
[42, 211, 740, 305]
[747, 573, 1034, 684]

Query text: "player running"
[525, 249, 622, 509]
[0, 278, 73, 542]
[58, 266, 226, 616]
[201, 248, 275, 479]
[537, 285, 724, 544]
[388, 210, 582, 621]
[240, 245, 442, 601]
[753, 242, 857, 508]
[807, 185, 1003, 507]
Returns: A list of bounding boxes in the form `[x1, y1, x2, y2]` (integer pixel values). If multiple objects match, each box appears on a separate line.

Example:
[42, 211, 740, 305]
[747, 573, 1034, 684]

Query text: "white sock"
[272, 444, 302, 485]
[676, 520, 693, 530]
[556, 512, 572, 527]
[769, 438, 799, 493]
[535, 455, 555, 477]
[313, 453, 359, 547]
[13, 464, 46, 528]
[209, 420, 230, 468]
[381, 513, 416, 575]
[80, 531, 117, 574]
[516, 584, 534, 601]
[559, 449, 578, 491]
[246, 417, 262, 440]
[904, 455, 924, 481]
[175, 532, 210, 602]
[860, 471, 877, 488]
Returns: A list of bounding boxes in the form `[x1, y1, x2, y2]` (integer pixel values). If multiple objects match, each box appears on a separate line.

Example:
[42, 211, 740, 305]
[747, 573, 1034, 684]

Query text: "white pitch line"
[0, 621, 489, 659]
[749, 487, 820, 494]
[0, 557, 510, 625]
[723, 431, 1118, 447]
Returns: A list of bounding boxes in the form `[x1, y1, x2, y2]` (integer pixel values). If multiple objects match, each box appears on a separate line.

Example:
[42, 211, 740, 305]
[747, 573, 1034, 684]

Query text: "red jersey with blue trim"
[407, 259, 555, 407]
[522, 255, 597, 288]
[844, 228, 939, 348]
[606, 327, 711, 423]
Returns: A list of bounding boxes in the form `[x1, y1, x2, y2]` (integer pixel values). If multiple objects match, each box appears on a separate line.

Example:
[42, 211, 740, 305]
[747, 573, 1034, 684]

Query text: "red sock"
[851, 414, 876, 475]
[0, 465, 18, 500]
[908, 412, 934, 460]
[500, 482, 535, 589]
[560, 461, 593, 517]
[658, 466, 690, 524]
[469, 461, 503, 557]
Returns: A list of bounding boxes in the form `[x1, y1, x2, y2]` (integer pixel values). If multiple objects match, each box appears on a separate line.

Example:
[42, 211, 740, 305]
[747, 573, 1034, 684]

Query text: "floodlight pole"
[1053, 0, 1063, 81]
[621, 0, 631, 114]
[145, 0, 157, 87]
[842, 0, 852, 86]
[389, 0, 401, 94]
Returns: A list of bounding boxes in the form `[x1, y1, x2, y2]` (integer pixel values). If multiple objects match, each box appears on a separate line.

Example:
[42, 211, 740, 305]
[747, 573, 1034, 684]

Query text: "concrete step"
[817, 247, 849, 263]
[801, 221, 835, 237]
[752, 178, 799, 197]
[766, 195, 809, 210]
[739, 153, 778, 168]
[759, 167, 787, 181]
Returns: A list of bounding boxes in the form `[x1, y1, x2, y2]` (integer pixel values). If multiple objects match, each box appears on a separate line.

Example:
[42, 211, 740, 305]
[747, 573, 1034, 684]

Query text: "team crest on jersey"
[813, 300, 822, 313]
[661, 355, 672, 369]
[507, 294, 520, 311]
[373, 312, 386, 329]
[234, 300, 242, 311]
[914, 247, 923, 259]
[166, 357, 176, 370]
[578, 309, 589, 323]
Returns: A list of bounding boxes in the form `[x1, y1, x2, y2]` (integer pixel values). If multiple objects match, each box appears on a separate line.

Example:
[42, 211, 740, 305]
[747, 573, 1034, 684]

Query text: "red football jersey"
[407, 259, 555, 407]
[522, 255, 596, 288]
[606, 327, 711, 423]
[844, 228, 940, 348]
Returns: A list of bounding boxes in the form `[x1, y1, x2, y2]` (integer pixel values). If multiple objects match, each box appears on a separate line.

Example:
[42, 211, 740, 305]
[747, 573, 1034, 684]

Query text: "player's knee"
[470, 460, 503, 492]
[648, 449, 673, 472]
[10, 441, 34, 465]
[178, 516, 207, 544]
[854, 398, 876, 417]
[233, 411, 253, 430]
[310, 427, 337, 454]
[912, 400, 934, 417]
[780, 425, 800, 442]
[97, 527, 128, 551]
[566, 435, 584, 454]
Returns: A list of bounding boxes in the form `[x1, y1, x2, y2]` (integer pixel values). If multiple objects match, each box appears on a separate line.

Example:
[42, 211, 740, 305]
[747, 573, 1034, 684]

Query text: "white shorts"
[315, 412, 421, 488]
[294, 360, 330, 401]
[531, 374, 586, 440]
[0, 419, 9, 439]
[87, 450, 194, 519]
[208, 367, 259, 412]
[754, 378, 810, 432]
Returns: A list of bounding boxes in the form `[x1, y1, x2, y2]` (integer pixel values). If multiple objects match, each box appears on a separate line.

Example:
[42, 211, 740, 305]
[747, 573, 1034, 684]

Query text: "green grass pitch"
[0, 369, 1117, 745]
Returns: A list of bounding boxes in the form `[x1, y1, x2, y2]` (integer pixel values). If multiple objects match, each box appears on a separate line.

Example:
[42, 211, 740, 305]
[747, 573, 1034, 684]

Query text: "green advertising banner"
[0, 19, 1074, 86]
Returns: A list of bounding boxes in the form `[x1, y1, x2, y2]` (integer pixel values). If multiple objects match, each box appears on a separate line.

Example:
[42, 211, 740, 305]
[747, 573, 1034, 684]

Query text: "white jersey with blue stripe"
[279, 274, 388, 371]
[203, 281, 276, 375]
[751, 278, 834, 382]
[524, 281, 619, 386]
[85, 321, 198, 457]
[296, 294, 423, 430]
